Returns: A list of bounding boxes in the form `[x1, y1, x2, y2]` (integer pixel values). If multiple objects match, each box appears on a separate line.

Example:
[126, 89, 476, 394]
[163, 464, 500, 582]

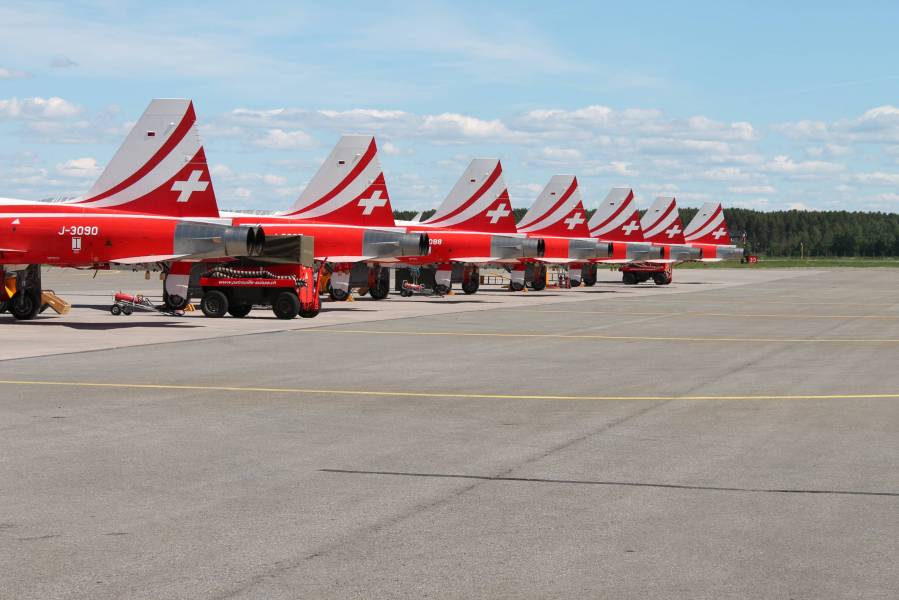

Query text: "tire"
[637, 274, 650, 283]
[369, 283, 389, 300]
[0, 300, 7, 313]
[110, 304, 122, 316]
[200, 290, 229, 318]
[228, 304, 252, 318]
[9, 290, 40, 320]
[272, 291, 300, 319]
[581, 265, 597, 287]
[163, 290, 191, 310]
[528, 278, 546, 291]
[434, 284, 451, 295]
[509, 281, 524, 292]
[328, 285, 349, 302]
[122, 305, 133, 316]
[299, 306, 320, 318]
[652, 273, 670, 285]
[622, 272, 638, 285]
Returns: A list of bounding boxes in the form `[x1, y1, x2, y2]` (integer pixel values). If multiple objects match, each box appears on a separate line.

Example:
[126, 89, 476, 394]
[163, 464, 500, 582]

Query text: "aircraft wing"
[110, 254, 190, 264]
[535, 257, 576, 264]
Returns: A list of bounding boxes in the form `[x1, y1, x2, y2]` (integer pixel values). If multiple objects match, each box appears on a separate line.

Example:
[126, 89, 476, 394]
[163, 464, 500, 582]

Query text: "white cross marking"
[712, 227, 727, 240]
[171, 170, 209, 203]
[665, 224, 682, 238]
[357, 190, 387, 215]
[564, 212, 584, 230]
[621, 220, 639, 236]
[486, 202, 510, 224]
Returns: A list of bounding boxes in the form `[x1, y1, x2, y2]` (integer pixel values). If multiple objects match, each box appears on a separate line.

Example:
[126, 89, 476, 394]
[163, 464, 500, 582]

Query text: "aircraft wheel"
[9, 290, 40, 320]
[581, 267, 597, 287]
[528, 278, 546, 291]
[299, 306, 320, 318]
[122, 305, 134, 316]
[369, 283, 389, 300]
[228, 304, 252, 318]
[328, 285, 349, 302]
[110, 304, 122, 316]
[509, 281, 524, 292]
[434, 284, 450, 295]
[622, 272, 638, 285]
[163, 290, 191, 310]
[201, 290, 229, 318]
[273, 291, 300, 320]
[461, 278, 479, 294]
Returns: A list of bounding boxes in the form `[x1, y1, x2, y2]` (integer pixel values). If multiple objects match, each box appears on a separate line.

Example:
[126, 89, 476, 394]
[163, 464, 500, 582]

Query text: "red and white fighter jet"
[508, 175, 611, 289]
[0, 99, 266, 320]
[683, 202, 743, 261]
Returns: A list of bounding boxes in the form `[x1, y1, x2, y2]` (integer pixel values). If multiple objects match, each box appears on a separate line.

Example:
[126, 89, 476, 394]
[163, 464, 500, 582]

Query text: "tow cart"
[197, 264, 322, 319]
[619, 262, 673, 285]
[110, 292, 193, 316]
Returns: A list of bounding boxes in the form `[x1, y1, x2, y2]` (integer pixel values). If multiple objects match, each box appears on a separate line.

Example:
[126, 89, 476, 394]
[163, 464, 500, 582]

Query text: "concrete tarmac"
[1, 267, 898, 599]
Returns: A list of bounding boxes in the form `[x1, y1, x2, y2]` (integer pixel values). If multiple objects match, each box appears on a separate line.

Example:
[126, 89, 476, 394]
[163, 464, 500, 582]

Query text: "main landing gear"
[3, 265, 42, 321]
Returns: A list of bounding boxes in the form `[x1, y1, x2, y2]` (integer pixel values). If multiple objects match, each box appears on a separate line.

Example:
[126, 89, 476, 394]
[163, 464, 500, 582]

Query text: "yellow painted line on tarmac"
[508, 309, 899, 320]
[0, 379, 897, 402]
[297, 328, 899, 344]
[656, 298, 898, 308]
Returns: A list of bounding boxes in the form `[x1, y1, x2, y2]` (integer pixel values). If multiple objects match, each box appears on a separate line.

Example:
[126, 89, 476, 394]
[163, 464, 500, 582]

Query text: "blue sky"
[2, 1, 899, 212]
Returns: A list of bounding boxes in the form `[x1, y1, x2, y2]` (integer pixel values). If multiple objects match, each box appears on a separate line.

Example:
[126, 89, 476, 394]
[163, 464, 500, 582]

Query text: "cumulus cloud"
[0, 67, 30, 79]
[0, 96, 81, 119]
[421, 113, 515, 140]
[777, 105, 899, 143]
[765, 155, 844, 175]
[728, 185, 776, 194]
[253, 128, 314, 149]
[56, 157, 101, 178]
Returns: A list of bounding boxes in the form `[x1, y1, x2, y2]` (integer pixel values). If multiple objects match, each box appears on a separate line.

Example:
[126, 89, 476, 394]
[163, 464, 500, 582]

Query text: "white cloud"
[765, 155, 844, 175]
[381, 142, 403, 155]
[853, 171, 899, 185]
[253, 128, 314, 149]
[421, 113, 515, 140]
[0, 67, 30, 79]
[56, 157, 101, 178]
[539, 146, 583, 161]
[0, 96, 81, 119]
[728, 185, 776, 194]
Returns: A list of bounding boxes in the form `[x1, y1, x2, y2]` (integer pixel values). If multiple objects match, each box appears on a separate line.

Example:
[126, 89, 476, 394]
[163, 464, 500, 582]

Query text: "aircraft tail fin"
[588, 188, 645, 242]
[684, 202, 732, 245]
[283, 135, 395, 227]
[422, 159, 518, 233]
[641, 196, 686, 244]
[73, 99, 219, 218]
[517, 175, 589, 237]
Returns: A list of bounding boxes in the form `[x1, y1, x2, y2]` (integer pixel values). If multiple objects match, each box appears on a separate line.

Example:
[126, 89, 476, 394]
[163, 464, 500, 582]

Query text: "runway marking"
[321, 469, 899, 498]
[1, 380, 898, 402]
[508, 309, 899, 320]
[650, 298, 898, 308]
[298, 328, 899, 344]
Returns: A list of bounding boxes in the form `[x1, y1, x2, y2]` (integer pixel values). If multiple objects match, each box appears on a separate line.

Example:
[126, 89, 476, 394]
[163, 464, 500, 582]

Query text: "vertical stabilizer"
[641, 196, 686, 244]
[423, 159, 517, 233]
[284, 135, 395, 227]
[588, 188, 645, 242]
[517, 175, 589, 237]
[684, 202, 732, 245]
[75, 99, 219, 218]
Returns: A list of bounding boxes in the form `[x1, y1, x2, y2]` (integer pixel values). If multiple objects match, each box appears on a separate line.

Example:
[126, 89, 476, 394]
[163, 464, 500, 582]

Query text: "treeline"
[393, 208, 899, 257]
